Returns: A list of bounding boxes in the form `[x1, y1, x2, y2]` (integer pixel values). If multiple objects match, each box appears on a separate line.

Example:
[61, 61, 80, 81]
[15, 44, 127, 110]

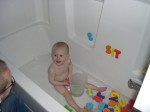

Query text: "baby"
[48, 42, 107, 112]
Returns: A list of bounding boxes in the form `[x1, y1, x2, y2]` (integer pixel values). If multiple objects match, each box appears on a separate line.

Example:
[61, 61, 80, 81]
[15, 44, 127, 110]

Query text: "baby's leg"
[54, 85, 87, 112]
[85, 83, 107, 92]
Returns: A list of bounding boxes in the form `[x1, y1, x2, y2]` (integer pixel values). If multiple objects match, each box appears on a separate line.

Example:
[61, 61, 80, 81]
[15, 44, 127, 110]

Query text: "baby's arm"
[48, 66, 69, 86]
[68, 60, 73, 84]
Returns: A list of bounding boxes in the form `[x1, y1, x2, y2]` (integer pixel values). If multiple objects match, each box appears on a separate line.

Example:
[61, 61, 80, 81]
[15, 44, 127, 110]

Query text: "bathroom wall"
[0, 0, 49, 39]
[0, 0, 50, 67]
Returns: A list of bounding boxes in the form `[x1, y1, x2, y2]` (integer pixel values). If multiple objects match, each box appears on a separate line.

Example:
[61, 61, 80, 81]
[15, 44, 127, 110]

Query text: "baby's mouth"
[56, 61, 61, 63]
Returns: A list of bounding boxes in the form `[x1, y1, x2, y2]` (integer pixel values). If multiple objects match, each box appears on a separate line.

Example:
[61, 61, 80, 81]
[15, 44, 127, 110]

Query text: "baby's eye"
[54, 54, 57, 57]
[60, 55, 63, 57]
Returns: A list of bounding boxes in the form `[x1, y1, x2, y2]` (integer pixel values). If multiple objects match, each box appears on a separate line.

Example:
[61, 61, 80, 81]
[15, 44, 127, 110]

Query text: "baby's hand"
[66, 77, 71, 84]
[63, 80, 70, 86]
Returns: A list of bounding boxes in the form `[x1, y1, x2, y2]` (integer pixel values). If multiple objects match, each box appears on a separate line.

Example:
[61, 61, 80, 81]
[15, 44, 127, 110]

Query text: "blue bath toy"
[98, 102, 106, 111]
[86, 102, 93, 110]
[87, 32, 93, 41]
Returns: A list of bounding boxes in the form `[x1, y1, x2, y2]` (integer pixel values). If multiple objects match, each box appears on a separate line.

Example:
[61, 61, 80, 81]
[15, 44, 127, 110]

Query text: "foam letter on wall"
[114, 49, 121, 59]
[105, 45, 121, 59]
[106, 45, 111, 54]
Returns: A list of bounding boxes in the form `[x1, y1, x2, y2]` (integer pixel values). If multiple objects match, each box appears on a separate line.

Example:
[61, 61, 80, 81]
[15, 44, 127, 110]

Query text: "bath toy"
[109, 97, 118, 102]
[87, 32, 93, 41]
[110, 90, 120, 98]
[105, 45, 121, 59]
[86, 102, 93, 110]
[97, 92, 105, 99]
[104, 104, 108, 108]
[93, 95, 103, 102]
[98, 102, 106, 111]
[64, 105, 72, 112]
[119, 99, 126, 108]
[121, 106, 128, 112]
[119, 99, 134, 112]
[111, 48, 115, 57]
[87, 110, 92, 112]
[114, 49, 121, 59]
[128, 99, 134, 106]
[109, 96, 118, 100]
[114, 105, 120, 112]
[103, 108, 111, 112]
[108, 100, 118, 106]
[125, 99, 135, 110]
[106, 45, 111, 54]
[87, 88, 93, 97]
[97, 91, 101, 96]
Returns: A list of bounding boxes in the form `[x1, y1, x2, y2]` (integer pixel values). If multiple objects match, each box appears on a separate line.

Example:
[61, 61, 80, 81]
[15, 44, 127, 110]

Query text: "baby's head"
[51, 42, 69, 55]
[51, 42, 69, 65]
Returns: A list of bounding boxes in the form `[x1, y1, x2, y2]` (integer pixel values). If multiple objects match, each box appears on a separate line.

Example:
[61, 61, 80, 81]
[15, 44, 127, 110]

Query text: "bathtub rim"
[0, 53, 68, 112]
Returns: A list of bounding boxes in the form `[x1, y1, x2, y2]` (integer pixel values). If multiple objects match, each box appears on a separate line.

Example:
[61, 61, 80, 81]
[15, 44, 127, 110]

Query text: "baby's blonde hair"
[51, 42, 69, 55]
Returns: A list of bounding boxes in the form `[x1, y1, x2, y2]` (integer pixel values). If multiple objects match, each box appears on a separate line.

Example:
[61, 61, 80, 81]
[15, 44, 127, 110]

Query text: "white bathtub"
[0, 23, 130, 112]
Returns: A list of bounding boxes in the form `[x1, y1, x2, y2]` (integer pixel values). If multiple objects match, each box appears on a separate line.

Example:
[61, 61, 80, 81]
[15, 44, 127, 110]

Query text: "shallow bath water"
[19, 53, 129, 111]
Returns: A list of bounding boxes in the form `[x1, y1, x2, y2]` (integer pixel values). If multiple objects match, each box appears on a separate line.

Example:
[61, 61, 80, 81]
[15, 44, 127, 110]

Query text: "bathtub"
[0, 23, 130, 112]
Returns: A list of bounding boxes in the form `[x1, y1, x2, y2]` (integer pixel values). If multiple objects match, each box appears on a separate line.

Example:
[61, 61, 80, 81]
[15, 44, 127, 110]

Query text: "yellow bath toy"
[110, 90, 120, 98]
[87, 88, 93, 97]
[114, 105, 120, 112]
[119, 99, 126, 108]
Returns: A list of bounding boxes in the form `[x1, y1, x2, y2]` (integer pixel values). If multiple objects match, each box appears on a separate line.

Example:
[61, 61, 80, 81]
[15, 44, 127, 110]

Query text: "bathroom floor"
[20, 53, 130, 112]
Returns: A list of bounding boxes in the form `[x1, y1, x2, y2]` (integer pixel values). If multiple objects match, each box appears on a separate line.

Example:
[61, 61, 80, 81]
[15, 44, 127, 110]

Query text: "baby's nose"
[56, 56, 60, 59]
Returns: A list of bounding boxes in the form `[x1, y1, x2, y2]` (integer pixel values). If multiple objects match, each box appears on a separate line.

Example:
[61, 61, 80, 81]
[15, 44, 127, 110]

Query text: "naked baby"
[48, 42, 107, 112]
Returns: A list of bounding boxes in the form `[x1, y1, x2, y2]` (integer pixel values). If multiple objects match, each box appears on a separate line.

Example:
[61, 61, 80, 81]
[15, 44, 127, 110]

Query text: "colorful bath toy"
[105, 45, 121, 59]
[87, 32, 93, 41]
[121, 106, 128, 112]
[110, 90, 120, 98]
[108, 100, 118, 106]
[97, 92, 105, 99]
[98, 102, 106, 111]
[64, 105, 72, 112]
[109, 97, 118, 100]
[114, 105, 120, 112]
[126, 99, 135, 110]
[86, 88, 93, 97]
[119, 99, 126, 108]
[103, 108, 111, 112]
[93, 95, 103, 102]
[86, 102, 93, 110]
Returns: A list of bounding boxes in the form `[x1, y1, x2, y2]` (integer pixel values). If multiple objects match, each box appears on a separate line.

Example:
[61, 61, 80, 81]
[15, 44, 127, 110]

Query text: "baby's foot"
[97, 87, 107, 92]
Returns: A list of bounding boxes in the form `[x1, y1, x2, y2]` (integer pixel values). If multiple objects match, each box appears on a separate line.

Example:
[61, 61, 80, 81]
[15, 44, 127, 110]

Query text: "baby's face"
[52, 47, 69, 66]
